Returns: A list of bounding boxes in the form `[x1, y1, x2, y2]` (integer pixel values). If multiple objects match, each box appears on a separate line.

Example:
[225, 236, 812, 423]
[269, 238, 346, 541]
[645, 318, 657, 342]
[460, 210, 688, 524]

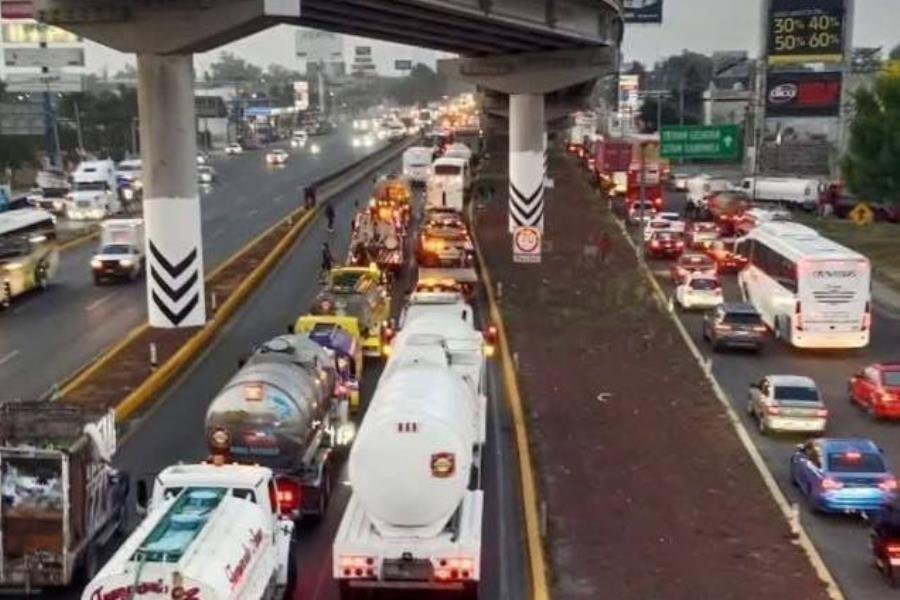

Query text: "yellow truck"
[291, 314, 365, 412]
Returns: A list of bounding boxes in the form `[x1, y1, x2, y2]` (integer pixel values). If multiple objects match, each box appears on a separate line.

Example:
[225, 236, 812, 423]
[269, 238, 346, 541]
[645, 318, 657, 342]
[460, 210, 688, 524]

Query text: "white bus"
[0, 209, 59, 307]
[736, 222, 871, 349]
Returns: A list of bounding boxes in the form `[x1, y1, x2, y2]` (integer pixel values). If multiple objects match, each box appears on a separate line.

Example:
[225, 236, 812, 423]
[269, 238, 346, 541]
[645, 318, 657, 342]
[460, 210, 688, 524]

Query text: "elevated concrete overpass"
[35, 0, 623, 327]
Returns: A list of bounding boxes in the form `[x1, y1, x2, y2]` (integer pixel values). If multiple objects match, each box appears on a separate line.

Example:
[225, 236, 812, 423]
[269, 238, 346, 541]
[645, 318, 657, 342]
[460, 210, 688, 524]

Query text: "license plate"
[381, 559, 433, 581]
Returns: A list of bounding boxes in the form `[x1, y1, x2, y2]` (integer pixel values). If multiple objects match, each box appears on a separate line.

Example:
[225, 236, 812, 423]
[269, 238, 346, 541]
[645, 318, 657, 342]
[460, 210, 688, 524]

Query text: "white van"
[686, 174, 731, 212]
[740, 177, 825, 210]
[403, 146, 433, 185]
[427, 156, 469, 211]
[67, 159, 121, 220]
[90, 218, 145, 283]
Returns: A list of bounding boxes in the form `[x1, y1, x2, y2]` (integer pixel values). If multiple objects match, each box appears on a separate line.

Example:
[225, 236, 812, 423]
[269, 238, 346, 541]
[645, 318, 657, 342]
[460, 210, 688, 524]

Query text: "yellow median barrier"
[470, 206, 551, 600]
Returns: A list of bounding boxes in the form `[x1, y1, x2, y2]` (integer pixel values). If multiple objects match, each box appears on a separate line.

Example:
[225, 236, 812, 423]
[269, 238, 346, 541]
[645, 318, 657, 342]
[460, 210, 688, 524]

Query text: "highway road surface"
[59, 170, 528, 600]
[0, 126, 386, 403]
[632, 186, 900, 599]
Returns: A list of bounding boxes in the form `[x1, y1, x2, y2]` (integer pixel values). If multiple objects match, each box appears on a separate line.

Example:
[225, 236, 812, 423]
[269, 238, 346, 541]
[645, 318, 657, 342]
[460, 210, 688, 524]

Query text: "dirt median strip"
[473, 142, 831, 600]
[57, 139, 413, 419]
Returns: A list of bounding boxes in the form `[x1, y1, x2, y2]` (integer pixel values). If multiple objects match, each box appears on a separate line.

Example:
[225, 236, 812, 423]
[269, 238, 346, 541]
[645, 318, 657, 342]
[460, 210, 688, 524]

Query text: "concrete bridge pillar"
[137, 53, 206, 328]
[508, 94, 546, 232]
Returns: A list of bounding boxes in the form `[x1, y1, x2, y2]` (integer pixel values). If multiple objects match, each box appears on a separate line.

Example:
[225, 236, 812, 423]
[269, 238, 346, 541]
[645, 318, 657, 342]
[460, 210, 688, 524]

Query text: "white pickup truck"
[82, 463, 295, 600]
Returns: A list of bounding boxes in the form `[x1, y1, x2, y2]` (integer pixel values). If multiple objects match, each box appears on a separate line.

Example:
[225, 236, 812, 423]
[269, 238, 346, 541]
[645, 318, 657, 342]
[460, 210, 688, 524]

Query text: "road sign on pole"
[660, 124, 741, 161]
[4, 47, 85, 68]
[512, 226, 542, 264]
[5, 72, 84, 93]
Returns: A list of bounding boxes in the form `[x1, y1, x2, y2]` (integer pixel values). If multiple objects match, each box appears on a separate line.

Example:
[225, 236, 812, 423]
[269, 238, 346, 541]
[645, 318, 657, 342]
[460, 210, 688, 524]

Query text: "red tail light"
[815, 408, 829, 418]
[888, 544, 900, 554]
[651, 240, 660, 249]
[862, 301, 871, 331]
[821, 477, 843, 490]
[795, 301, 803, 331]
[274, 477, 302, 515]
[880, 477, 898, 492]
[675, 241, 684, 249]
[764, 405, 781, 415]
[340, 555, 376, 578]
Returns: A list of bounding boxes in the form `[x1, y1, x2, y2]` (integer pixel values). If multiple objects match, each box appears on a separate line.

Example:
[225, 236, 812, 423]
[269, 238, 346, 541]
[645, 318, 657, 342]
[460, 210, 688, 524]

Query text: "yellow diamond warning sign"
[849, 202, 874, 226]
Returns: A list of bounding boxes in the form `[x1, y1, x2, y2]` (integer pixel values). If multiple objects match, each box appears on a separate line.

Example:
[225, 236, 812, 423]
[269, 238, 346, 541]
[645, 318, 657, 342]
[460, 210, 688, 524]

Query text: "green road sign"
[660, 125, 741, 161]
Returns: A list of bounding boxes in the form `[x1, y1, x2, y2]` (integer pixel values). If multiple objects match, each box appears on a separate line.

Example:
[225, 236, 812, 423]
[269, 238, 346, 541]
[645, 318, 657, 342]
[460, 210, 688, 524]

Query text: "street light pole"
[638, 141, 647, 260]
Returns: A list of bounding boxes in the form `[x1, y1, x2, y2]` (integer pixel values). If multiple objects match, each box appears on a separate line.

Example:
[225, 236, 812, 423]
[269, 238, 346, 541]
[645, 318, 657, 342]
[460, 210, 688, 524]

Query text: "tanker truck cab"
[334, 297, 487, 599]
[205, 335, 350, 521]
[294, 315, 365, 412]
[83, 463, 294, 600]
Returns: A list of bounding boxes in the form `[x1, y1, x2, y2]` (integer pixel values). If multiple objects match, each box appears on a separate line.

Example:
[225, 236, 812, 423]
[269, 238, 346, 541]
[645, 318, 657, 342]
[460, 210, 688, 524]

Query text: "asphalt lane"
[630, 187, 900, 599]
[0, 126, 386, 403]
[78, 175, 527, 600]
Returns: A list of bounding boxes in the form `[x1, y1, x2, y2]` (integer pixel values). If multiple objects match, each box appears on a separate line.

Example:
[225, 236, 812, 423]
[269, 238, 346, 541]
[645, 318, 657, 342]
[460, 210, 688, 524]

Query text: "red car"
[645, 230, 685, 258]
[849, 363, 900, 419]
[705, 241, 748, 274]
[670, 253, 717, 284]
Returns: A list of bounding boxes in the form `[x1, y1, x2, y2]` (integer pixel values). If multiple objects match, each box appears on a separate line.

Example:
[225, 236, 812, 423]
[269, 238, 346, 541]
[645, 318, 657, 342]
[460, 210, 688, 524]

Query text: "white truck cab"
[68, 160, 121, 220]
[82, 463, 295, 600]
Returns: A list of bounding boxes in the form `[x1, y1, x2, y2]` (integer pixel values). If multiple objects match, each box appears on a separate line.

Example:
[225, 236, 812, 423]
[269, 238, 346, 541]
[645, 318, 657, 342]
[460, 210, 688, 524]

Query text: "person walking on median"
[325, 200, 336, 233]
[598, 231, 612, 266]
[303, 185, 317, 210]
[320, 241, 334, 282]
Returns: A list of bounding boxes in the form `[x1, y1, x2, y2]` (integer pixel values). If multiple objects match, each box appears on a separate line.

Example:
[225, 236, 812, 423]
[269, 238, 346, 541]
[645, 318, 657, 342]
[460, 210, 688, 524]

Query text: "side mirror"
[136, 479, 149, 514]
[795, 443, 804, 452]
[286, 323, 295, 334]
[237, 353, 249, 368]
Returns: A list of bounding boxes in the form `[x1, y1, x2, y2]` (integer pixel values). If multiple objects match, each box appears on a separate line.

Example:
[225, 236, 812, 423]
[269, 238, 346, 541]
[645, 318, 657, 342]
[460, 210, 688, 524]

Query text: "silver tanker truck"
[205, 334, 352, 521]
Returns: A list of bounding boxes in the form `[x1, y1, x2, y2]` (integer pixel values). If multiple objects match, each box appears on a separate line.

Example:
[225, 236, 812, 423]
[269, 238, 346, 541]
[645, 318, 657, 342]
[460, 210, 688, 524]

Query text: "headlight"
[123, 189, 134, 200]
[119, 258, 134, 267]
[336, 422, 357, 446]
[5, 261, 24, 271]
[90, 258, 102, 269]
[133, 180, 142, 189]
[311, 144, 321, 154]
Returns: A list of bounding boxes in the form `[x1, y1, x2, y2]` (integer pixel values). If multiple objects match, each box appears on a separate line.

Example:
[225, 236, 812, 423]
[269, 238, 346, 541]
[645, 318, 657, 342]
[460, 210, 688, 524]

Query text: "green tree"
[841, 75, 900, 206]
[890, 45, 900, 60]
[207, 52, 263, 86]
[386, 64, 447, 106]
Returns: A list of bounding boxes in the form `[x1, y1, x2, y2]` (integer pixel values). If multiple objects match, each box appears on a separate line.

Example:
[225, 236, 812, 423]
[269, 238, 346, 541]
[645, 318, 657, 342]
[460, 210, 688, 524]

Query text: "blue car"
[791, 438, 897, 514]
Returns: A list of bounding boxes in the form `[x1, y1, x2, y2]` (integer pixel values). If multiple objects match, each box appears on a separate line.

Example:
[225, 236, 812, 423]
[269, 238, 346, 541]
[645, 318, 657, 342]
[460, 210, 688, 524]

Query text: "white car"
[747, 375, 827, 435]
[225, 142, 243, 155]
[196, 152, 210, 165]
[198, 165, 216, 183]
[627, 201, 657, 226]
[266, 149, 289, 165]
[675, 274, 723, 310]
[290, 132, 308, 148]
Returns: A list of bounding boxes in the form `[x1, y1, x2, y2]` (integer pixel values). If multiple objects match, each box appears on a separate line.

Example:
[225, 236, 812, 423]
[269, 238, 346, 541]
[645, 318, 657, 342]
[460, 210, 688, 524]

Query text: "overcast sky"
[80, 0, 899, 75]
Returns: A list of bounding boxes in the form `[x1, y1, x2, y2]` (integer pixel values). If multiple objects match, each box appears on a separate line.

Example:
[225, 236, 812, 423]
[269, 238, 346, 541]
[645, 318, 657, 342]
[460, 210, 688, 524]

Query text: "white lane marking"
[210, 228, 225, 239]
[85, 294, 114, 311]
[273, 195, 283, 203]
[247, 209, 259, 218]
[0, 349, 20, 367]
[12, 303, 29, 315]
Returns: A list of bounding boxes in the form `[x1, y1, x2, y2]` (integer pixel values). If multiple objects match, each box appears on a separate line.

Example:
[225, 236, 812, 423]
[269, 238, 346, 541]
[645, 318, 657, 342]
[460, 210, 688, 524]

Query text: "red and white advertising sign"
[0, 0, 34, 19]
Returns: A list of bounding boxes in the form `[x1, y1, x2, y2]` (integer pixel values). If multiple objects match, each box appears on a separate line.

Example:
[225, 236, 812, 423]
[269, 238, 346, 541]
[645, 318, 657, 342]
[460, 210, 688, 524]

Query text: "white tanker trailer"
[333, 292, 487, 599]
[205, 334, 350, 520]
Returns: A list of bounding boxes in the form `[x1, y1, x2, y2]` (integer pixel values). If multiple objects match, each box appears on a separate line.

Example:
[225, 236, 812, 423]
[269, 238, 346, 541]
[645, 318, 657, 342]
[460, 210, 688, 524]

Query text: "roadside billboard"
[765, 71, 842, 117]
[618, 74, 641, 112]
[2, 22, 81, 43]
[767, 0, 846, 65]
[622, 0, 662, 24]
[293, 81, 309, 111]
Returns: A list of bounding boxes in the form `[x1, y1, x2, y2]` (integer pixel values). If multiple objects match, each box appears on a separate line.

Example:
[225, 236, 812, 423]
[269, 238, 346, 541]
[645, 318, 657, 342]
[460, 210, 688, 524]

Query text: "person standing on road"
[325, 200, 336, 232]
[598, 231, 612, 266]
[303, 186, 317, 210]
[321, 242, 333, 280]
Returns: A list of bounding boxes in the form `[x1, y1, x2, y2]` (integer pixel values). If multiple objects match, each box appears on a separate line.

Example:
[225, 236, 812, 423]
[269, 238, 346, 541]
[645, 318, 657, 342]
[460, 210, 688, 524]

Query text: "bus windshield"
[74, 181, 107, 192]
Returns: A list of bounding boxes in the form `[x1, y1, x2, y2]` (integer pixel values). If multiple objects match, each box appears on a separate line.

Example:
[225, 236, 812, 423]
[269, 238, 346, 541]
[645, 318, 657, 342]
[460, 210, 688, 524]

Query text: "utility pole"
[638, 141, 647, 260]
[679, 79, 685, 126]
[73, 98, 84, 152]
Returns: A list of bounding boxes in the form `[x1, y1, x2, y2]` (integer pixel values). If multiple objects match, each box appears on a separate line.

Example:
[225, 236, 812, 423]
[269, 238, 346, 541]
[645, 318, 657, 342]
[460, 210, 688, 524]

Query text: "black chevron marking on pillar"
[150, 268, 199, 304]
[149, 241, 197, 279]
[510, 182, 543, 207]
[148, 241, 200, 326]
[510, 199, 544, 227]
[152, 291, 199, 327]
